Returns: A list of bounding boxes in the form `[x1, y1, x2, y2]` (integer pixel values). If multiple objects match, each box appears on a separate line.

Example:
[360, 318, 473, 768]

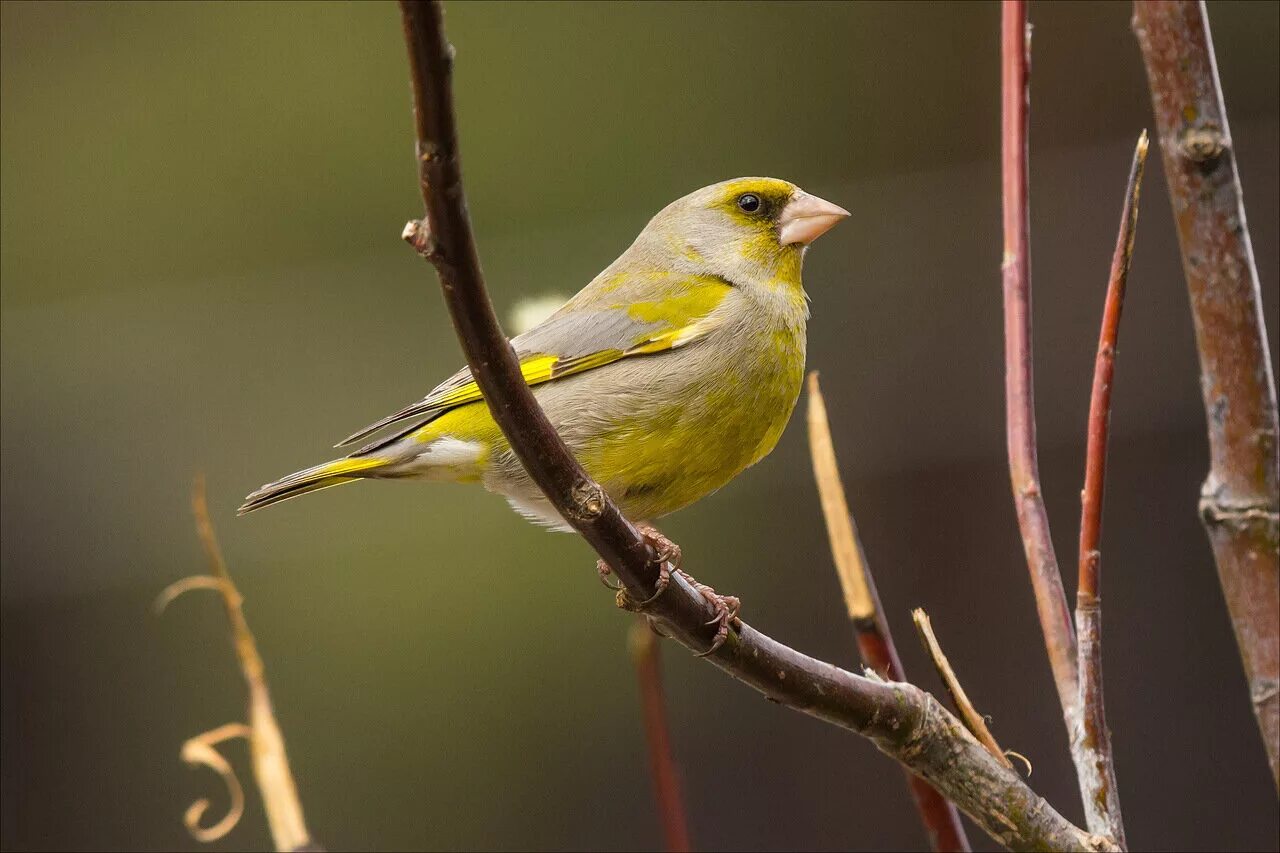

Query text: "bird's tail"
[238, 456, 388, 515]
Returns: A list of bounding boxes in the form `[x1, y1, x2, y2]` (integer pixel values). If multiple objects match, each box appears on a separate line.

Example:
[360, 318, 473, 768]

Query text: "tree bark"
[1133, 0, 1280, 789]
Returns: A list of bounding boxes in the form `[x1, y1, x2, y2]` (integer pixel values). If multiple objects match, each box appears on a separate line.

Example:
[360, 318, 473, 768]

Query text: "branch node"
[1198, 495, 1280, 527]
[1177, 124, 1226, 163]
[1252, 678, 1279, 707]
[568, 480, 607, 521]
[402, 218, 440, 260]
[417, 140, 441, 163]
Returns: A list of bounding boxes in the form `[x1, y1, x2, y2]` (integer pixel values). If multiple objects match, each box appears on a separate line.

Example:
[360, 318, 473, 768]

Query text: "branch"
[807, 373, 971, 853]
[629, 620, 692, 853]
[158, 475, 314, 851]
[1000, 0, 1080, 730]
[1132, 0, 1280, 791]
[911, 610, 1012, 771]
[1071, 133, 1148, 847]
[396, 3, 1115, 850]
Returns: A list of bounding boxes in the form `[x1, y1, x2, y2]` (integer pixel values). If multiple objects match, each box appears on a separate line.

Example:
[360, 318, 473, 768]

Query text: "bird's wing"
[337, 274, 732, 452]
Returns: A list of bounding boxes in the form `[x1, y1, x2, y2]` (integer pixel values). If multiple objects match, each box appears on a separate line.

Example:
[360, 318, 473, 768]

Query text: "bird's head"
[642, 177, 849, 288]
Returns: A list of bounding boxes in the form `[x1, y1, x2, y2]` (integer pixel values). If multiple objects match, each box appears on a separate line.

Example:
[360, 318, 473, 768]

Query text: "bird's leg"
[609, 523, 739, 656]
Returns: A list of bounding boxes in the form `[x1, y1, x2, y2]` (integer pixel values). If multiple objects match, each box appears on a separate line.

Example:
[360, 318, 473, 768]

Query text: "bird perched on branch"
[241, 177, 846, 630]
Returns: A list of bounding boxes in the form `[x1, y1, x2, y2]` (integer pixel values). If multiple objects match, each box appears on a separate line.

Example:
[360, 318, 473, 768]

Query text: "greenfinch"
[240, 178, 848, 527]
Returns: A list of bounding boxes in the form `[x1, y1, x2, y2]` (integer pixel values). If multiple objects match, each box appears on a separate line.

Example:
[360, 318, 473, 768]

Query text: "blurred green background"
[2, 1, 1278, 850]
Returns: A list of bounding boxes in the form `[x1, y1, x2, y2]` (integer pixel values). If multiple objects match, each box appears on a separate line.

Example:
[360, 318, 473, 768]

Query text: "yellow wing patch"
[426, 318, 720, 410]
[425, 350, 626, 412]
[336, 322, 719, 450]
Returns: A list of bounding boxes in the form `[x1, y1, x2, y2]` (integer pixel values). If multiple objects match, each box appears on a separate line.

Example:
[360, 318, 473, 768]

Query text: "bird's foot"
[636, 523, 683, 574]
[606, 526, 738, 654]
[609, 524, 681, 608]
[675, 569, 741, 656]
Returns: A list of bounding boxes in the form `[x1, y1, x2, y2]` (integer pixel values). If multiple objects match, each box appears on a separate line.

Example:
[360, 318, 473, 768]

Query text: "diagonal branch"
[1000, 0, 1080, 731]
[807, 372, 971, 853]
[1072, 132, 1148, 848]
[1132, 0, 1280, 791]
[396, 3, 1114, 850]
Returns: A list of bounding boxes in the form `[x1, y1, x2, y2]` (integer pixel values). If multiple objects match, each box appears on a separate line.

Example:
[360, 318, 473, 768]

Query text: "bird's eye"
[737, 193, 762, 213]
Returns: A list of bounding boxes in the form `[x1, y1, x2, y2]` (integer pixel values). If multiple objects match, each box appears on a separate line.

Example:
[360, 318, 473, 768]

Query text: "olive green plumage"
[240, 177, 848, 527]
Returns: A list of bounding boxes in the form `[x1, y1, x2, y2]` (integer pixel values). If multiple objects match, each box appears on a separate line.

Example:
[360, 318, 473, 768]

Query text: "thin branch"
[1076, 132, 1149, 603]
[158, 475, 314, 851]
[396, 4, 1115, 850]
[1072, 133, 1149, 848]
[1000, 0, 1080, 733]
[911, 610, 1012, 770]
[807, 372, 971, 853]
[629, 620, 692, 853]
[1133, 0, 1280, 790]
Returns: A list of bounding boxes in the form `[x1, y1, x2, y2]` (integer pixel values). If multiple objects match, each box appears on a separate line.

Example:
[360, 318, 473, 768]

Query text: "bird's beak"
[778, 191, 850, 246]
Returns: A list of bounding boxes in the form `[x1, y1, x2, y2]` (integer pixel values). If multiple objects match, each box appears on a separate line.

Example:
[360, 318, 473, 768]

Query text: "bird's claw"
[638, 525, 683, 574]
[597, 559, 623, 591]
[678, 570, 741, 656]
[609, 527, 740, 655]
[613, 525, 680, 610]
[615, 553, 672, 611]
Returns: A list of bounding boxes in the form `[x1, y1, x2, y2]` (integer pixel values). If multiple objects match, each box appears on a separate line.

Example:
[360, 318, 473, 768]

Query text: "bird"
[240, 177, 847, 634]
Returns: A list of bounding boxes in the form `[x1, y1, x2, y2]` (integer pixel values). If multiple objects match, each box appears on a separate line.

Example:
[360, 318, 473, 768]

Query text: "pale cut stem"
[808, 372, 972, 853]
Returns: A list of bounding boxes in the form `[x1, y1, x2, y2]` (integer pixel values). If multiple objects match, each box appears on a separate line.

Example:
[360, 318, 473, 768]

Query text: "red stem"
[1077, 135, 1147, 601]
[1072, 134, 1147, 850]
[630, 621, 692, 852]
[1000, 0, 1079, 725]
[856, 580, 972, 852]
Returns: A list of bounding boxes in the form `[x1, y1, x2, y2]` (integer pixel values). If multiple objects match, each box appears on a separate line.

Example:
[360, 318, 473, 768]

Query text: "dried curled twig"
[157, 475, 314, 851]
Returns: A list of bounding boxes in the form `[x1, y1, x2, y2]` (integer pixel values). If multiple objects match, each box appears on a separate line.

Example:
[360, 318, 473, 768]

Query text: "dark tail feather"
[336, 401, 443, 448]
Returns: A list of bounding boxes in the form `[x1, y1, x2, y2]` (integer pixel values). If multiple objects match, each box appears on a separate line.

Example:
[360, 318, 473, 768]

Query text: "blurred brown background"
[2, 1, 1277, 850]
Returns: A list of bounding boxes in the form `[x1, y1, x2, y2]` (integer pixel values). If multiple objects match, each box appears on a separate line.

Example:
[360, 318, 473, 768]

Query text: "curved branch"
[1000, 0, 1079, 731]
[396, 3, 1113, 850]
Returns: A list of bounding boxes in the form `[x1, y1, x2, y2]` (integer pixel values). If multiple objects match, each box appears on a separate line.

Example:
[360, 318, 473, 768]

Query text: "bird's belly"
[574, 337, 804, 520]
